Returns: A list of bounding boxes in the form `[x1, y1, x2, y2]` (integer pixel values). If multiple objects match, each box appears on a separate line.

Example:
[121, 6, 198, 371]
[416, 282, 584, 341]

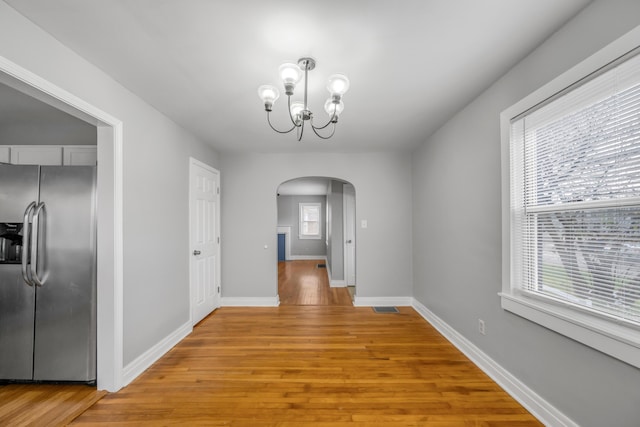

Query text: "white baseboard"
[122, 320, 192, 387]
[325, 260, 333, 284]
[330, 279, 346, 287]
[288, 255, 327, 261]
[411, 298, 578, 427]
[221, 296, 280, 307]
[324, 260, 345, 287]
[353, 296, 413, 307]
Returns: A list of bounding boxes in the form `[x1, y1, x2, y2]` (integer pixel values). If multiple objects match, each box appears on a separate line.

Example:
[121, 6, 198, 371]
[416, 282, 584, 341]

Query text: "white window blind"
[510, 51, 640, 326]
[299, 203, 321, 239]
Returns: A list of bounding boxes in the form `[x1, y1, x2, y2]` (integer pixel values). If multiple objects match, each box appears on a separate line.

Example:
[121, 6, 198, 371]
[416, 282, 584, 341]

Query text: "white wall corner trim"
[354, 296, 413, 307]
[221, 297, 280, 307]
[411, 298, 579, 427]
[122, 321, 192, 387]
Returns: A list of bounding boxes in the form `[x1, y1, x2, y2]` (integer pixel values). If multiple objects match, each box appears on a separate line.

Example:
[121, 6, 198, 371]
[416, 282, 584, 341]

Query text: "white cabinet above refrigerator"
[10, 146, 62, 165]
[0, 145, 97, 166]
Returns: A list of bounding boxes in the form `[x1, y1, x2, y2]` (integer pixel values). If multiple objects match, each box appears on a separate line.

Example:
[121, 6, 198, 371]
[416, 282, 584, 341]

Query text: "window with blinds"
[510, 50, 640, 326]
[299, 203, 321, 239]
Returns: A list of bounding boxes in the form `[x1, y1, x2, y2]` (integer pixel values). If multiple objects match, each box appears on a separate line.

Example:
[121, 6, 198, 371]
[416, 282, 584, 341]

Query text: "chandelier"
[258, 57, 349, 140]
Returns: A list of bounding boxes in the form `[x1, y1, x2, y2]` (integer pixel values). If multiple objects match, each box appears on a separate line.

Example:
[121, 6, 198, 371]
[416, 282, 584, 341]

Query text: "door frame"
[189, 158, 221, 324]
[0, 55, 124, 392]
[343, 183, 356, 288]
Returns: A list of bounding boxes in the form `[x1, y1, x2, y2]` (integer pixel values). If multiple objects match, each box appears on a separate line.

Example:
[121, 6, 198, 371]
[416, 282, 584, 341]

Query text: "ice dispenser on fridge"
[0, 223, 23, 263]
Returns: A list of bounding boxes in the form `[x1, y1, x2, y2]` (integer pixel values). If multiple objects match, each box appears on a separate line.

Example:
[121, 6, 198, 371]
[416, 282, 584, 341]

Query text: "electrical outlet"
[478, 319, 486, 335]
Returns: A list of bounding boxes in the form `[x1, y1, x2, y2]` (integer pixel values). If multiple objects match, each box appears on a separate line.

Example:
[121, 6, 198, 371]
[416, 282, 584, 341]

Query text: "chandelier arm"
[311, 122, 336, 140]
[311, 104, 338, 130]
[311, 116, 334, 130]
[266, 111, 296, 134]
[297, 120, 305, 141]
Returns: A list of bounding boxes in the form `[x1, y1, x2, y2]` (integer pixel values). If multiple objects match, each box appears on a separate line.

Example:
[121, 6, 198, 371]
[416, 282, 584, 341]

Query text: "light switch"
[361, 220, 368, 229]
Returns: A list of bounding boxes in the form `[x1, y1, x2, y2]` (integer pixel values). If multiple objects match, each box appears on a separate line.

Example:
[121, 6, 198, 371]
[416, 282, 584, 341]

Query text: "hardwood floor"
[0, 383, 106, 426]
[70, 306, 542, 426]
[0, 263, 541, 426]
[278, 260, 352, 306]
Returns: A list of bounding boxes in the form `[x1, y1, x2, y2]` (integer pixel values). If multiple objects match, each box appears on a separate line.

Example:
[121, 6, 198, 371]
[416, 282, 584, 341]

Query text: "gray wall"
[0, 82, 97, 146]
[412, 2, 640, 426]
[277, 194, 327, 257]
[0, 2, 220, 366]
[220, 151, 413, 299]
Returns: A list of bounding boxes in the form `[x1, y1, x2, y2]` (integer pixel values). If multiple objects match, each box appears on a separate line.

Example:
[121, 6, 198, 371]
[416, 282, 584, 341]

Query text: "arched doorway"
[276, 177, 356, 305]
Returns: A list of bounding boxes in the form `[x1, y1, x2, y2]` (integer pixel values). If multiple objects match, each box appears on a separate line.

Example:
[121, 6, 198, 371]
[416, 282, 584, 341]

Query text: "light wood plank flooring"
[279, 260, 352, 306]
[0, 383, 106, 426]
[70, 306, 542, 426]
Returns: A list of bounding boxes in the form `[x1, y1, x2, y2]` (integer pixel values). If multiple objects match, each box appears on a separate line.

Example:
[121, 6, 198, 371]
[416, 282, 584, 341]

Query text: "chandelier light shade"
[324, 98, 344, 117]
[258, 57, 349, 140]
[257, 85, 280, 110]
[327, 74, 350, 96]
[289, 102, 305, 122]
[278, 63, 303, 93]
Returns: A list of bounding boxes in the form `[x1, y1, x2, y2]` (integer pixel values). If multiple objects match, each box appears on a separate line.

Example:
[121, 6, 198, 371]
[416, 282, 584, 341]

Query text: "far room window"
[501, 31, 640, 369]
[299, 203, 321, 239]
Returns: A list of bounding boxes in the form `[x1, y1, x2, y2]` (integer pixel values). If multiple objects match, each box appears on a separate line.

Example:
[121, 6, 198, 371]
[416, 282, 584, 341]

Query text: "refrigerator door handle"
[21, 201, 37, 286]
[30, 202, 47, 287]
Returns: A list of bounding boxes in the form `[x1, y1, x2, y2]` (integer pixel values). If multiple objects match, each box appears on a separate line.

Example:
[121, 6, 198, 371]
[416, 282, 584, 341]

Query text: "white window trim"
[500, 24, 640, 369]
[299, 202, 322, 240]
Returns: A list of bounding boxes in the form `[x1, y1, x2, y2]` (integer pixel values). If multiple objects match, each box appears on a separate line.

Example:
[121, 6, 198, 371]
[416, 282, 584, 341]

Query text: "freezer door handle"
[30, 202, 47, 287]
[21, 201, 37, 286]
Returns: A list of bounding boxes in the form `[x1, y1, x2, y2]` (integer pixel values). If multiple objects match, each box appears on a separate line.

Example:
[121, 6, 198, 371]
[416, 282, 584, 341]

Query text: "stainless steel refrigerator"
[0, 163, 96, 383]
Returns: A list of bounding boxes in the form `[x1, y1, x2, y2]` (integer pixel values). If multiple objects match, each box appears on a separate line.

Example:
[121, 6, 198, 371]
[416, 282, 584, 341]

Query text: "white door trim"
[189, 158, 221, 325]
[343, 184, 356, 288]
[0, 55, 124, 392]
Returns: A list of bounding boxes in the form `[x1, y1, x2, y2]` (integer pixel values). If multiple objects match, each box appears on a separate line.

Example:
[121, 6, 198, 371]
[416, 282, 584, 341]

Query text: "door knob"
[193, 250, 201, 256]
[346, 240, 352, 243]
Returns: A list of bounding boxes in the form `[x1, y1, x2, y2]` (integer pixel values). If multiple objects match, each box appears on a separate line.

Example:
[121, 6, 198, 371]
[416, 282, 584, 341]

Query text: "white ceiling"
[4, 0, 590, 153]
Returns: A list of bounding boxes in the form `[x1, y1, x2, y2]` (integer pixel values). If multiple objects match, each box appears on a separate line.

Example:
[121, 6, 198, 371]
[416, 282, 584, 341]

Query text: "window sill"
[500, 291, 640, 369]
[298, 235, 321, 240]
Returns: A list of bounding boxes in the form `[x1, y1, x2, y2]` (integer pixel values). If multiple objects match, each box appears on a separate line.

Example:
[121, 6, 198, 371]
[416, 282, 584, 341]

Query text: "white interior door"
[344, 184, 356, 287]
[189, 158, 220, 325]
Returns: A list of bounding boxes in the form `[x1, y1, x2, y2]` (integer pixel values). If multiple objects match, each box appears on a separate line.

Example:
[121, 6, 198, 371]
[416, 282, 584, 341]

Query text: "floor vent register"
[372, 306, 400, 313]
